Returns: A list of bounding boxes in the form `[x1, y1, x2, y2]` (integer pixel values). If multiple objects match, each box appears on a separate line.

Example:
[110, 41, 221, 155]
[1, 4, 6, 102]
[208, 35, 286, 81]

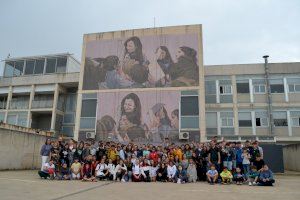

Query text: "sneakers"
[249, 182, 252, 186]
[253, 182, 257, 185]
[121, 179, 126, 182]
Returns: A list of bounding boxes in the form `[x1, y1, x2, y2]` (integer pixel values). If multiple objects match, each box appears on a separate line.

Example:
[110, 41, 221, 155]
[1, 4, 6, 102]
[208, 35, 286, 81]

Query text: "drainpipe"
[263, 55, 274, 135]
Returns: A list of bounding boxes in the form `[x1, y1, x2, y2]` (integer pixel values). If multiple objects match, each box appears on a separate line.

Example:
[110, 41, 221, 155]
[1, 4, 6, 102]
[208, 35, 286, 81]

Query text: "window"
[236, 82, 249, 93]
[181, 116, 199, 129]
[34, 59, 45, 74]
[14, 61, 24, 76]
[24, 60, 35, 75]
[205, 81, 216, 103]
[270, 79, 284, 93]
[255, 111, 268, 127]
[56, 57, 67, 73]
[219, 85, 232, 94]
[253, 85, 266, 94]
[273, 111, 288, 127]
[289, 84, 300, 93]
[270, 84, 284, 93]
[81, 99, 97, 117]
[4, 62, 14, 77]
[238, 112, 252, 127]
[45, 58, 56, 73]
[181, 96, 199, 116]
[220, 112, 234, 127]
[290, 111, 300, 127]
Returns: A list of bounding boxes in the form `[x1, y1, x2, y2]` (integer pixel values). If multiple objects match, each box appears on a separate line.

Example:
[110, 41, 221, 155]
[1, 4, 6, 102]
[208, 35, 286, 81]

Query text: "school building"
[0, 25, 299, 144]
[1, 55, 300, 144]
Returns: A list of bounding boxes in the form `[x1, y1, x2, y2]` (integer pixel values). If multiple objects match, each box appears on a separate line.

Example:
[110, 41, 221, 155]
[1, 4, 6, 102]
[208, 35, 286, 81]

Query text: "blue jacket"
[259, 170, 274, 180]
[236, 148, 243, 163]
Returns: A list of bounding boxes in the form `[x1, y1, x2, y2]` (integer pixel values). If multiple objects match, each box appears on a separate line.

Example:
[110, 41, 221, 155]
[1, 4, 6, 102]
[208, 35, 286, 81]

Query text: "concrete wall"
[283, 144, 300, 172]
[0, 125, 54, 170]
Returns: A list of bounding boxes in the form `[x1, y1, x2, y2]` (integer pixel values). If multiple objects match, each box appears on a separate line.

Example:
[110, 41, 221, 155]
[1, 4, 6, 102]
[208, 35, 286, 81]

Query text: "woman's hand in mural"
[148, 73, 155, 84]
[123, 133, 130, 142]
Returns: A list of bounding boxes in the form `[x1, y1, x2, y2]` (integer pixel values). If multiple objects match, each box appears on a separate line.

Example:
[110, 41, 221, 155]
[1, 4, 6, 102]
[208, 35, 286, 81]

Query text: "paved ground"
[0, 170, 300, 200]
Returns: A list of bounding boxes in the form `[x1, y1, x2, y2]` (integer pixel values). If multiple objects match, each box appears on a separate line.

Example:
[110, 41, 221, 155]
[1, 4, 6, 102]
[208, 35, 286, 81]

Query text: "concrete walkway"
[0, 170, 300, 200]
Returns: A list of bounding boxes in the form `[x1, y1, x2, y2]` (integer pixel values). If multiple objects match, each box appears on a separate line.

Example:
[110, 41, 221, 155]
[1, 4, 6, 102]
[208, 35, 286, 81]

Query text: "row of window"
[206, 78, 300, 96]
[206, 111, 300, 128]
[4, 57, 67, 77]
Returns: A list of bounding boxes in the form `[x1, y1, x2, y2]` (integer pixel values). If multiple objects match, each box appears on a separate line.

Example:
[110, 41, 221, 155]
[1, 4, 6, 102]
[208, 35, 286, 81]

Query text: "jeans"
[41, 156, 48, 171]
[223, 161, 233, 171]
[243, 164, 250, 179]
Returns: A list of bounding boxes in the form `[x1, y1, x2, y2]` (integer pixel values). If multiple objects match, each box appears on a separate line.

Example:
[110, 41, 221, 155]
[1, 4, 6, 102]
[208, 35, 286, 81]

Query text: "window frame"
[288, 84, 300, 93]
[253, 84, 266, 94]
[220, 117, 234, 127]
[219, 85, 232, 95]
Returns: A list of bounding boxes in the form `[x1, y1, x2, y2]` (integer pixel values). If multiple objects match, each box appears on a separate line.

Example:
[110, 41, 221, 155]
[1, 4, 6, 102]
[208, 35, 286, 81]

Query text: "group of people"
[39, 136, 275, 186]
[85, 36, 199, 90]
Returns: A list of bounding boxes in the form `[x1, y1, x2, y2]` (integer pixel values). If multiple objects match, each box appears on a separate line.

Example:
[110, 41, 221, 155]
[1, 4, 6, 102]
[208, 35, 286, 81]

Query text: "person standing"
[40, 138, 52, 171]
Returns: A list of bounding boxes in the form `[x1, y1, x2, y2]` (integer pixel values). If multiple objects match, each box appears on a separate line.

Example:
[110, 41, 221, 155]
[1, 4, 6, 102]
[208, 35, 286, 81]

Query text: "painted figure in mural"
[155, 46, 174, 87]
[168, 109, 180, 141]
[123, 36, 148, 66]
[147, 103, 172, 143]
[169, 46, 199, 87]
[121, 36, 150, 88]
[96, 115, 123, 142]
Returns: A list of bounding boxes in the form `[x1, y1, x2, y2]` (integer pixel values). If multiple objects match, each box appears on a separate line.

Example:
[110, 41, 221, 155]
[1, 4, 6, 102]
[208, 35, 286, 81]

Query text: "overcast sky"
[0, 0, 299, 72]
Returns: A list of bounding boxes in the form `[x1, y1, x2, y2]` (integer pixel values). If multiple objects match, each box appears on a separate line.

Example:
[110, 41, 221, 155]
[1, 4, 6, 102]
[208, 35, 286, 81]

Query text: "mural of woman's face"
[171, 112, 179, 129]
[175, 48, 184, 60]
[126, 40, 136, 53]
[124, 98, 135, 113]
[156, 48, 166, 60]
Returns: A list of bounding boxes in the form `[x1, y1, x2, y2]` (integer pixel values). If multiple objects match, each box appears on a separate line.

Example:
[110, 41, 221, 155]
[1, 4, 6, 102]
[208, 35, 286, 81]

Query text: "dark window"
[81, 99, 97, 117]
[14, 61, 24, 76]
[256, 118, 261, 126]
[45, 58, 56, 73]
[237, 83, 250, 93]
[56, 57, 67, 73]
[34, 59, 45, 74]
[274, 119, 288, 126]
[181, 96, 199, 116]
[24, 60, 35, 75]
[239, 120, 252, 127]
[270, 84, 284, 93]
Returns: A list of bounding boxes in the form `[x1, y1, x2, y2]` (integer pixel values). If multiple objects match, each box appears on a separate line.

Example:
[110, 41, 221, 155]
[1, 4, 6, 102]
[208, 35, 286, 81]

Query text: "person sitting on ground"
[82, 163, 96, 182]
[38, 159, 55, 179]
[132, 159, 142, 182]
[149, 160, 159, 182]
[220, 166, 233, 184]
[156, 163, 168, 182]
[233, 167, 245, 185]
[174, 165, 187, 184]
[187, 159, 197, 183]
[71, 157, 81, 180]
[206, 164, 218, 185]
[115, 160, 127, 182]
[95, 158, 109, 180]
[167, 161, 177, 182]
[141, 159, 151, 182]
[107, 159, 116, 180]
[248, 165, 259, 186]
[257, 164, 275, 186]
[59, 163, 71, 180]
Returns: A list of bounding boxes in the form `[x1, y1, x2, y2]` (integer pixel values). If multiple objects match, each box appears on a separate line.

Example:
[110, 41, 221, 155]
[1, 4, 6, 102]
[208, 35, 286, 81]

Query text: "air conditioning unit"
[86, 132, 96, 139]
[179, 132, 189, 140]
